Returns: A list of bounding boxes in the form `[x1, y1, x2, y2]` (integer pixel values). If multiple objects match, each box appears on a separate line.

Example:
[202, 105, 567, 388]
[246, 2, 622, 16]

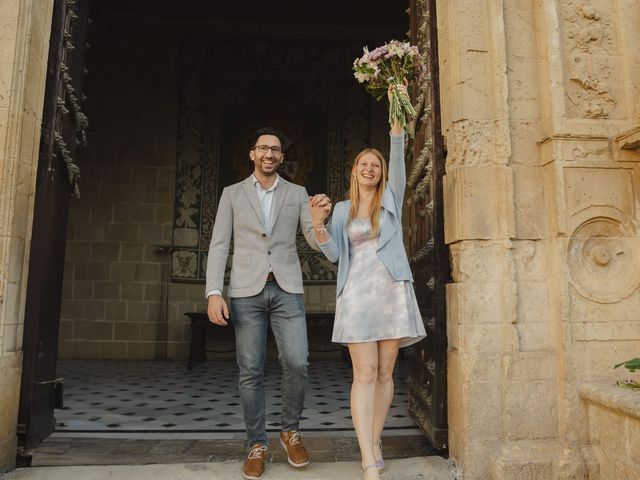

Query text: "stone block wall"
[59, 18, 177, 359]
[60, 166, 176, 359]
[0, 0, 54, 471]
[436, 0, 640, 478]
[534, 2, 640, 479]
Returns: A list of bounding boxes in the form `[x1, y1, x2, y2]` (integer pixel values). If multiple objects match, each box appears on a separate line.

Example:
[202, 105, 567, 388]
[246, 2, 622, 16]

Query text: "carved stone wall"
[537, 2, 640, 478]
[561, 0, 625, 120]
[437, 0, 640, 478]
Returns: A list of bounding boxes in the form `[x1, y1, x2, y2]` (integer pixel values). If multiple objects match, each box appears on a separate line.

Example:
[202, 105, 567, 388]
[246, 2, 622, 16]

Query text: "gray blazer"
[205, 176, 320, 298]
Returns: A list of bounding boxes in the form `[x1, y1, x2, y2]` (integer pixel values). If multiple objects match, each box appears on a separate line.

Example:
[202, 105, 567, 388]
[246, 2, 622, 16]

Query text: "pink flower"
[368, 46, 389, 61]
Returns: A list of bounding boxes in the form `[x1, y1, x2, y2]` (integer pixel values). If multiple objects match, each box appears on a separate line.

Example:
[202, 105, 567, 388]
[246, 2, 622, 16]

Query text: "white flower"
[354, 71, 370, 83]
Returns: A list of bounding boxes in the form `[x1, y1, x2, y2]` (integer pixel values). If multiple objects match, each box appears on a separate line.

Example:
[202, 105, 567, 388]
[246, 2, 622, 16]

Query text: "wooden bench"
[184, 311, 342, 369]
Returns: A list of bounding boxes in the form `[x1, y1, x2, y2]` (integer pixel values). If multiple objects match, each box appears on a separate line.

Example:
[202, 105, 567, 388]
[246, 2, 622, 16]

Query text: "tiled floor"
[55, 360, 416, 432]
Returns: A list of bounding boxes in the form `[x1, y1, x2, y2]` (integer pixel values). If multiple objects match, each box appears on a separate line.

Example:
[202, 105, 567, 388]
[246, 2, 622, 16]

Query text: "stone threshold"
[29, 434, 444, 467]
[5, 456, 458, 480]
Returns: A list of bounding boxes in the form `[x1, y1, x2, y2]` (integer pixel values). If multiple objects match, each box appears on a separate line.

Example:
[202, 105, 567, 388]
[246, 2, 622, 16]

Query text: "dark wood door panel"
[18, 0, 90, 456]
[406, 0, 450, 450]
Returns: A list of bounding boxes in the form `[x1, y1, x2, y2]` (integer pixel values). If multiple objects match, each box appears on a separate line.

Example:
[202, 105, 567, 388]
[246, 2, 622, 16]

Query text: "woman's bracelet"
[313, 223, 327, 234]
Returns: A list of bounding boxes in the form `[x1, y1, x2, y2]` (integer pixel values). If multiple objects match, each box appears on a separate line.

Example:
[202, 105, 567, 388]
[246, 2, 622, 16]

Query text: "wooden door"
[405, 0, 450, 450]
[17, 0, 90, 458]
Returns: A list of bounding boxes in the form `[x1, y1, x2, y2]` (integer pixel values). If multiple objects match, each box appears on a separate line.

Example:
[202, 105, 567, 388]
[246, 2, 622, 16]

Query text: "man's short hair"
[251, 126, 291, 152]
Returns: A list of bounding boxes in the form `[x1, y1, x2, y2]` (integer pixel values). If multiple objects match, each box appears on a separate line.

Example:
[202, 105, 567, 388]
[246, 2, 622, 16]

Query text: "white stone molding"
[614, 125, 640, 162]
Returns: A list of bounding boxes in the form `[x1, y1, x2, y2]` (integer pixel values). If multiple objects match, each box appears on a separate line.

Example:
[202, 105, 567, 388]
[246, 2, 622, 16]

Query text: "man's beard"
[258, 159, 279, 176]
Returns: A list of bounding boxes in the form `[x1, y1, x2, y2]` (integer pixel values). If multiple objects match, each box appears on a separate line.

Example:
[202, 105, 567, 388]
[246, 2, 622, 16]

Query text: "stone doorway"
[22, 0, 448, 466]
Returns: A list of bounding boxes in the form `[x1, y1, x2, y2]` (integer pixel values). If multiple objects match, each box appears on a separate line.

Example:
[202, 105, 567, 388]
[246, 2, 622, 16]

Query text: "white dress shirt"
[207, 174, 280, 298]
[252, 173, 280, 237]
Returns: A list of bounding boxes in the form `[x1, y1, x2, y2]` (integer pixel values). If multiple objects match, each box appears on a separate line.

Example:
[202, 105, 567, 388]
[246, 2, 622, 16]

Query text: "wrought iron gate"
[405, 0, 450, 450]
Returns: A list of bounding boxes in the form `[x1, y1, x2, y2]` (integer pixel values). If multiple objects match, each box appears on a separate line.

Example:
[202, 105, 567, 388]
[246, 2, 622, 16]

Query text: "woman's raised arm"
[386, 82, 408, 202]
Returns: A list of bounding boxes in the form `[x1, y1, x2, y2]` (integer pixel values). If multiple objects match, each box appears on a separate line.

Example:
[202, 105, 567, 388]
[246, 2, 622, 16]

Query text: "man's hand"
[207, 294, 229, 326]
[309, 199, 329, 225]
[310, 194, 332, 218]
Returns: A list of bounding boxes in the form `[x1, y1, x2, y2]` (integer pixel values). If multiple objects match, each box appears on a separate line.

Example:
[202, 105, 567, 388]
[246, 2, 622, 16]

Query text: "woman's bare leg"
[372, 339, 401, 463]
[348, 342, 380, 479]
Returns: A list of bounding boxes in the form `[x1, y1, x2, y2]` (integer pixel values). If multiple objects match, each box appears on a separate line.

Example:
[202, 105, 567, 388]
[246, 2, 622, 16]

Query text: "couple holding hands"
[206, 84, 426, 480]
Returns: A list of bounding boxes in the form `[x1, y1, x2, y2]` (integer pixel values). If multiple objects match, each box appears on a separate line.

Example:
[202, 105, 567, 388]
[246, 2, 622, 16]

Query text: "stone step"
[5, 457, 457, 480]
[30, 434, 442, 467]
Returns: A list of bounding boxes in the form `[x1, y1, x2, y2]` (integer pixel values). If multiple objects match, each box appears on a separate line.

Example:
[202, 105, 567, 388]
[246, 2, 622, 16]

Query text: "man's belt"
[266, 272, 276, 282]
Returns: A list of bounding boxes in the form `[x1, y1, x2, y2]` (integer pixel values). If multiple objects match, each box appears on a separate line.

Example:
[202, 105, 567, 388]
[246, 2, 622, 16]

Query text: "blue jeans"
[230, 281, 309, 446]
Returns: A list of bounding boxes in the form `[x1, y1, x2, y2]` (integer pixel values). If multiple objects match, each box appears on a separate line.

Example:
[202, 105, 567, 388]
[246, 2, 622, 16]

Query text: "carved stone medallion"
[568, 217, 640, 303]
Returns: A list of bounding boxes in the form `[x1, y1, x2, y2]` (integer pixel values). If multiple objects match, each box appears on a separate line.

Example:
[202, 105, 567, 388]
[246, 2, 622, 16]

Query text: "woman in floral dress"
[310, 83, 426, 480]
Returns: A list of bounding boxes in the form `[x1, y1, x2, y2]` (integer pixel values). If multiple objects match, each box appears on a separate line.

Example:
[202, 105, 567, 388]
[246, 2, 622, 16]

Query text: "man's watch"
[314, 223, 327, 234]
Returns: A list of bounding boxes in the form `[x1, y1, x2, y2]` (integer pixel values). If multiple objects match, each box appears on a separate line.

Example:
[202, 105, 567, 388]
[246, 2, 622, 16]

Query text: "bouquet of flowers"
[353, 40, 425, 131]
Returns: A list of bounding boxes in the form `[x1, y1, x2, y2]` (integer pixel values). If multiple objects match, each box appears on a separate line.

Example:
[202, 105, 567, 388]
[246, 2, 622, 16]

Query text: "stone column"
[0, 0, 54, 471]
[437, 0, 640, 478]
[437, 0, 516, 477]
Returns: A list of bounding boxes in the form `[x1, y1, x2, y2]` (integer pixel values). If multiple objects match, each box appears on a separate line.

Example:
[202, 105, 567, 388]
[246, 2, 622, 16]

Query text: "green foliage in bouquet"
[353, 40, 426, 132]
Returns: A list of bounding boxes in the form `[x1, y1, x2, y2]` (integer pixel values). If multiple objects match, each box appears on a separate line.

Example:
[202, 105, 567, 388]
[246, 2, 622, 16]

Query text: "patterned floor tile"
[56, 360, 415, 432]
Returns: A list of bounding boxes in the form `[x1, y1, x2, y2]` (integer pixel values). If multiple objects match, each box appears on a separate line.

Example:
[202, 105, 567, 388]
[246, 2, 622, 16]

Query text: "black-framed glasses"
[254, 145, 282, 155]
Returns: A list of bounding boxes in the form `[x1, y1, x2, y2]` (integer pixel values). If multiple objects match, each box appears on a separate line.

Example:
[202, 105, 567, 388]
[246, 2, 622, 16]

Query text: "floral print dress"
[332, 218, 426, 347]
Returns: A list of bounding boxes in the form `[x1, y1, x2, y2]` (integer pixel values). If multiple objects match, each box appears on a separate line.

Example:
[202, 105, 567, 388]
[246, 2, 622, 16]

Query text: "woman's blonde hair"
[348, 148, 388, 237]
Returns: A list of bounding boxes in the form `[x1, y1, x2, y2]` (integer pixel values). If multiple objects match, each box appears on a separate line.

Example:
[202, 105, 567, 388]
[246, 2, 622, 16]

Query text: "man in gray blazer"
[206, 127, 331, 480]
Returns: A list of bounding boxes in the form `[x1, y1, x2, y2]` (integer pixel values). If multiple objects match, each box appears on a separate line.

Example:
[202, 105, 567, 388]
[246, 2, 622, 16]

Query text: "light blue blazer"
[319, 132, 414, 297]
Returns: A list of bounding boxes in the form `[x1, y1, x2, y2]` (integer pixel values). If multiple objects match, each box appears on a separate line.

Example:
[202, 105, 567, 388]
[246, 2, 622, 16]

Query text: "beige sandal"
[362, 463, 380, 479]
[374, 441, 385, 473]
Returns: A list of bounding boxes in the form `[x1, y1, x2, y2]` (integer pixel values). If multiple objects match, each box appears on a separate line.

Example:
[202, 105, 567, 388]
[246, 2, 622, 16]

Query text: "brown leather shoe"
[280, 430, 309, 468]
[243, 444, 268, 480]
